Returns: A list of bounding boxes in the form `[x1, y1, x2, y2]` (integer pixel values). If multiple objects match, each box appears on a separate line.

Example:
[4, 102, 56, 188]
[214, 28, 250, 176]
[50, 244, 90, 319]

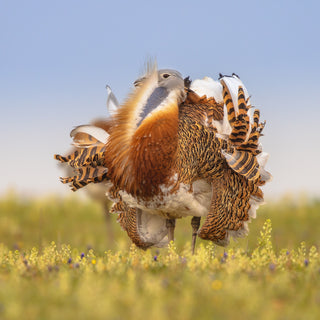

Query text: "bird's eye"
[162, 73, 170, 79]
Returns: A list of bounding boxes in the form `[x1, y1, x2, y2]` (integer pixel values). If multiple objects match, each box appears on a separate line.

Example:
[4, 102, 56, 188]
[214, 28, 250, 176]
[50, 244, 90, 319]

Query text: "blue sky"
[1, 0, 319, 199]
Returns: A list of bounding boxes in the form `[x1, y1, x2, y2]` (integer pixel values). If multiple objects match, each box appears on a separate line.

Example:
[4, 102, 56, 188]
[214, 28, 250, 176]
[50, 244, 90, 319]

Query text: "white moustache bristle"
[106, 85, 119, 115]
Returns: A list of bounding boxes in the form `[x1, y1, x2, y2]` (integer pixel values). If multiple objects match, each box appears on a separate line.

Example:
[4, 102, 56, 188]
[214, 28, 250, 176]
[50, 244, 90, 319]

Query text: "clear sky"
[1, 0, 319, 199]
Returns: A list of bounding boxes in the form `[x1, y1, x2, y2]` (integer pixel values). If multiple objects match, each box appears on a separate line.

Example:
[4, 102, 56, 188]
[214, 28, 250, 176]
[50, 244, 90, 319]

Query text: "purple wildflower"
[180, 257, 187, 264]
[153, 255, 158, 261]
[67, 258, 72, 264]
[304, 259, 309, 267]
[269, 263, 276, 271]
[81, 253, 85, 259]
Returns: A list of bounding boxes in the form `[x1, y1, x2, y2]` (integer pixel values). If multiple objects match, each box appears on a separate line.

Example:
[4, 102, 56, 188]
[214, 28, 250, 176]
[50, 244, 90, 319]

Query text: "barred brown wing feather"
[221, 81, 236, 125]
[222, 149, 260, 181]
[59, 166, 108, 191]
[237, 110, 264, 153]
[54, 145, 106, 169]
[219, 77, 267, 182]
[54, 154, 69, 163]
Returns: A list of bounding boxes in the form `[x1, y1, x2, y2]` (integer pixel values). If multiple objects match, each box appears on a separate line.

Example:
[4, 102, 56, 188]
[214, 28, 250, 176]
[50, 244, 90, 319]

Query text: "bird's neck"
[106, 100, 179, 199]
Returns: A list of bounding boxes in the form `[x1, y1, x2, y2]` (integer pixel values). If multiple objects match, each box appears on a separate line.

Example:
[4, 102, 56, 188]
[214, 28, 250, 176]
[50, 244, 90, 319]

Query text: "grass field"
[0, 191, 319, 320]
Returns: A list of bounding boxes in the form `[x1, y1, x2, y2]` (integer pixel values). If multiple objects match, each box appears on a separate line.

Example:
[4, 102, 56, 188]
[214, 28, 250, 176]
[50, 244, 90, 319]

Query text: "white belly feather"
[119, 179, 212, 219]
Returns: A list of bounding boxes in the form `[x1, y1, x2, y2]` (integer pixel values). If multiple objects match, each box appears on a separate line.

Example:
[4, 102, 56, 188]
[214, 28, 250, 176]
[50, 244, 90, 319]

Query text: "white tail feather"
[212, 104, 232, 138]
[260, 168, 272, 183]
[257, 152, 272, 182]
[190, 77, 223, 103]
[256, 152, 269, 168]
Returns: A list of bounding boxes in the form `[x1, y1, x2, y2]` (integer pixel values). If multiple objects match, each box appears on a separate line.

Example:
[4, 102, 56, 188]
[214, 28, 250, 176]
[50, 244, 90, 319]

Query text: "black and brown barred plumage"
[55, 67, 271, 251]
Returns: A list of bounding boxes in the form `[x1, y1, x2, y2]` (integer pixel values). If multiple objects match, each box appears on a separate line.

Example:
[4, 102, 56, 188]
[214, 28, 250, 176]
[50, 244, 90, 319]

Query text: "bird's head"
[113, 66, 185, 138]
[134, 68, 184, 89]
[131, 68, 185, 127]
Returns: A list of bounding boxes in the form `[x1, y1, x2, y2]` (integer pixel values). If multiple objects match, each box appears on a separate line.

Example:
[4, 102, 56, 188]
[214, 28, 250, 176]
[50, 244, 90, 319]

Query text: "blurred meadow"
[1, 191, 319, 253]
[0, 192, 319, 320]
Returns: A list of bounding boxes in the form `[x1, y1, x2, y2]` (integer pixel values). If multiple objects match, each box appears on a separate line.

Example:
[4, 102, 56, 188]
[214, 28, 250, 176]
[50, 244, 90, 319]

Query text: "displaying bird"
[55, 64, 271, 253]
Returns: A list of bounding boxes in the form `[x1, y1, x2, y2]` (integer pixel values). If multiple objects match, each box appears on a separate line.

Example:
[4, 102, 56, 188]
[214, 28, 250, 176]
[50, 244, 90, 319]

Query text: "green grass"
[0, 191, 319, 320]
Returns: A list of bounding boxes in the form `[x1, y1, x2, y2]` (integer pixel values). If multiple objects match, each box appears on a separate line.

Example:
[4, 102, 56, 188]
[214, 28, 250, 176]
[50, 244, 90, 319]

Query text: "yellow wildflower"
[211, 280, 222, 291]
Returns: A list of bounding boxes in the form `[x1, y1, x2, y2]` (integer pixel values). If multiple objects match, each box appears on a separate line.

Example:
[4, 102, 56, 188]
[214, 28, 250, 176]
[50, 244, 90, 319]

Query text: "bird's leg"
[166, 218, 176, 243]
[191, 216, 201, 255]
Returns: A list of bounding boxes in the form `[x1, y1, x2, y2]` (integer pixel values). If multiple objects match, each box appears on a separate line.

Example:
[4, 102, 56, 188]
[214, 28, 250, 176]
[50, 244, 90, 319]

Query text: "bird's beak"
[184, 76, 191, 90]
